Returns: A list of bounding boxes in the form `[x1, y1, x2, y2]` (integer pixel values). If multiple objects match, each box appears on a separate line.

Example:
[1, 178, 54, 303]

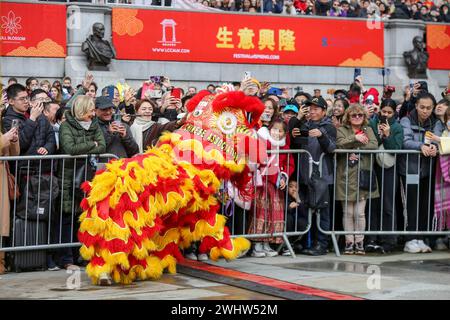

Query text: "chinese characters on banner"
[112, 9, 384, 67]
[426, 24, 450, 70]
[0, 2, 66, 57]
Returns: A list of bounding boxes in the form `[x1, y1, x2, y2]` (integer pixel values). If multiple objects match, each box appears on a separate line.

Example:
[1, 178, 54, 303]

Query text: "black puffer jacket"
[289, 116, 337, 185]
[3, 106, 56, 157]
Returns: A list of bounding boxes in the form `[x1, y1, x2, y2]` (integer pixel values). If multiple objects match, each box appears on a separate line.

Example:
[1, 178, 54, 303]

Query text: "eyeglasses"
[32, 97, 51, 103]
[350, 113, 365, 119]
[15, 96, 30, 102]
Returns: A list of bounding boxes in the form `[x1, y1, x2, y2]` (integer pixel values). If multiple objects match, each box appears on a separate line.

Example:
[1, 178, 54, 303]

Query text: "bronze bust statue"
[403, 36, 429, 79]
[82, 23, 116, 71]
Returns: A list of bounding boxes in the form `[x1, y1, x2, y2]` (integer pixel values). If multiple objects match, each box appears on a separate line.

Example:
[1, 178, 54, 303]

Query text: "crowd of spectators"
[198, 0, 450, 21]
[50, 0, 450, 21]
[0, 70, 449, 272]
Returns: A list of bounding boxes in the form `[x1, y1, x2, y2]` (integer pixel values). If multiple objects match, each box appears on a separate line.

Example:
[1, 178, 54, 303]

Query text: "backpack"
[16, 174, 60, 221]
[306, 170, 329, 210]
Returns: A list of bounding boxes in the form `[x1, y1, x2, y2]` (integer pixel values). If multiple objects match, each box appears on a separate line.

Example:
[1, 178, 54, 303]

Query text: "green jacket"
[58, 111, 106, 214]
[335, 125, 379, 201]
[369, 117, 404, 150]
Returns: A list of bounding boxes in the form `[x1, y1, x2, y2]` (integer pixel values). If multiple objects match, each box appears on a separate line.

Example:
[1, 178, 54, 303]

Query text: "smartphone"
[409, 80, 415, 91]
[300, 129, 309, 137]
[113, 113, 121, 124]
[268, 87, 283, 96]
[171, 88, 182, 100]
[378, 115, 388, 124]
[11, 119, 20, 129]
[244, 71, 252, 80]
[279, 98, 287, 107]
[261, 113, 271, 121]
[107, 86, 115, 100]
[150, 76, 163, 84]
[148, 90, 162, 99]
[141, 82, 153, 99]
[354, 68, 361, 80]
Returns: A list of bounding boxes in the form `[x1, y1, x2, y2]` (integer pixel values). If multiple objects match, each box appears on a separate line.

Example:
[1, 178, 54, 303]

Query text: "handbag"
[74, 156, 98, 190]
[376, 145, 395, 169]
[5, 162, 20, 200]
[359, 169, 377, 191]
[306, 170, 329, 210]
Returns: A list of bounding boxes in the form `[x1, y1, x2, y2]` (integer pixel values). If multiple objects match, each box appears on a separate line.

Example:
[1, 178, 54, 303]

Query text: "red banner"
[427, 24, 450, 70]
[112, 9, 384, 67]
[0, 2, 66, 57]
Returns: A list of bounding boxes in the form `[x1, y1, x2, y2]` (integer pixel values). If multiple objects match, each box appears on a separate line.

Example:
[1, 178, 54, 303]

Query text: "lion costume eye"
[217, 112, 237, 135]
[193, 109, 203, 117]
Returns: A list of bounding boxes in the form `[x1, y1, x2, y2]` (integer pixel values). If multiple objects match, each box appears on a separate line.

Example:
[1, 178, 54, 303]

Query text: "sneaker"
[64, 264, 80, 271]
[344, 243, 354, 255]
[262, 242, 278, 257]
[435, 238, 448, 251]
[251, 242, 266, 258]
[281, 248, 292, 256]
[305, 244, 328, 256]
[404, 240, 421, 253]
[48, 266, 61, 271]
[355, 242, 365, 255]
[416, 240, 432, 253]
[197, 253, 209, 261]
[365, 241, 378, 253]
[98, 272, 112, 286]
[185, 253, 198, 260]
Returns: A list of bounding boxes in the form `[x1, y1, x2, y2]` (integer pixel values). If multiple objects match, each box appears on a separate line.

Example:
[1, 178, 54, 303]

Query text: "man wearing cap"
[95, 96, 139, 159]
[289, 96, 336, 256]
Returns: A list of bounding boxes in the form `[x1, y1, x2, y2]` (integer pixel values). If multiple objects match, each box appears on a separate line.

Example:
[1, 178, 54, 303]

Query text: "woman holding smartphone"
[336, 104, 379, 255]
[367, 99, 404, 253]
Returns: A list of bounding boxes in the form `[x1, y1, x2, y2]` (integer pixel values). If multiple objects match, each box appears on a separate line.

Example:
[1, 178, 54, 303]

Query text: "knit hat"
[363, 88, 380, 105]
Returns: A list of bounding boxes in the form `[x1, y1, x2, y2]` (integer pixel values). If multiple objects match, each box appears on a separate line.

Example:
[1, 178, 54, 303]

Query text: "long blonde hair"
[72, 95, 94, 121]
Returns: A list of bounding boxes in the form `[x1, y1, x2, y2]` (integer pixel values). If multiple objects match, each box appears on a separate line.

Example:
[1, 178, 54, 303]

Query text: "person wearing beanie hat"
[363, 88, 380, 119]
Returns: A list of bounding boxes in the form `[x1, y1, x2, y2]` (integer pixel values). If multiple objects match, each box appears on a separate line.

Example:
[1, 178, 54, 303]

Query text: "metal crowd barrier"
[318, 149, 450, 256]
[225, 149, 314, 258]
[0, 154, 119, 253]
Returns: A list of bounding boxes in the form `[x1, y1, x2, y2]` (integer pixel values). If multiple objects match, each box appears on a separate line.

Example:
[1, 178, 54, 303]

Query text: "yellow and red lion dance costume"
[78, 88, 266, 285]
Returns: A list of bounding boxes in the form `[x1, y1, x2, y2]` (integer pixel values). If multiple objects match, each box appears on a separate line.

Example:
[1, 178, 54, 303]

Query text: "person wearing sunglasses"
[335, 104, 379, 255]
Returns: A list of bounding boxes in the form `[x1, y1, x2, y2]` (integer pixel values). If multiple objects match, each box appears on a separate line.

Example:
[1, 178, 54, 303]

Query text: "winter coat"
[98, 119, 139, 158]
[257, 127, 295, 187]
[3, 106, 56, 173]
[59, 111, 106, 214]
[142, 120, 182, 149]
[3, 106, 56, 157]
[0, 135, 20, 237]
[289, 116, 337, 184]
[398, 109, 437, 178]
[369, 116, 404, 150]
[335, 124, 379, 201]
